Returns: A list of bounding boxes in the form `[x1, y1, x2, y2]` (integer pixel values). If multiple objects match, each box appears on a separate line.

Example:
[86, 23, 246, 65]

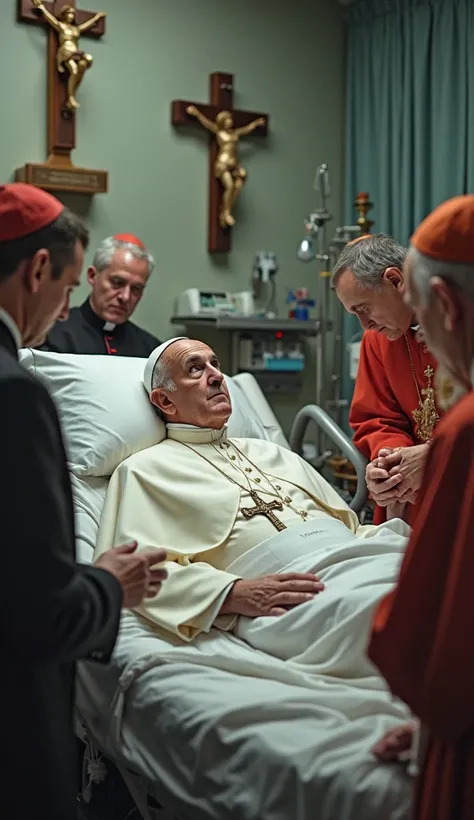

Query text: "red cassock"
[369, 391, 474, 820]
[349, 329, 441, 525]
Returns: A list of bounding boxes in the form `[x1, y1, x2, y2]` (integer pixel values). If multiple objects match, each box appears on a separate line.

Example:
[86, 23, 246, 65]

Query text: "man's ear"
[24, 249, 51, 295]
[87, 265, 98, 287]
[431, 277, 459, 332]
[383, 266, 404, 292]
[150, 387, 177, 417]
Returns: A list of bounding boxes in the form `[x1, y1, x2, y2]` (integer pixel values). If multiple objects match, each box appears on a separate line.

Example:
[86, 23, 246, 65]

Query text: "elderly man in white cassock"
[95, 337, 411, 674]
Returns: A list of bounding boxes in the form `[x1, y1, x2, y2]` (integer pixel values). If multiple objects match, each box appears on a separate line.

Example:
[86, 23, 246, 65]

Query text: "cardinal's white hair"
[92, 236, 155, 275]
[409, 247, 474, 304]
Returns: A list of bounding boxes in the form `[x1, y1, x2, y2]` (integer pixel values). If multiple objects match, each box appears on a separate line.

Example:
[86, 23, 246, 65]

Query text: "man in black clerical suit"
[0, 184, 167, 820]
[43, 232, 161, 356]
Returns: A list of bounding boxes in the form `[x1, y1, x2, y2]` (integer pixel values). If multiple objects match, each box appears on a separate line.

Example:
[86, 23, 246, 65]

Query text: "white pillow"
[20, 350, 164, 477]
[226, 378, 267, 440]
[20, 349, 269, 478]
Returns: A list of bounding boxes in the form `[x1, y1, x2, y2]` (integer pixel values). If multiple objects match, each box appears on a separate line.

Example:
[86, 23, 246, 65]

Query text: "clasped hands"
[366, 443, 429, 507]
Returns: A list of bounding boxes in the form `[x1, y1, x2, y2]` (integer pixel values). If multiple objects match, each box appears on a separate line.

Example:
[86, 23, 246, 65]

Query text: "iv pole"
[296, 164, 332, 460]
[297, 176, 374, 469]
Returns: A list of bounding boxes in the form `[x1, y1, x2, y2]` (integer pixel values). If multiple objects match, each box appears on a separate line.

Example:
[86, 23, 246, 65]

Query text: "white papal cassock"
[95, 425, 408, 655]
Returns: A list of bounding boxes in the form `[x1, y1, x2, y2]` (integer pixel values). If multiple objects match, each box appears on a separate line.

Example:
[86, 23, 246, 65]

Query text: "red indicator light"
[275, 331, 284, 339]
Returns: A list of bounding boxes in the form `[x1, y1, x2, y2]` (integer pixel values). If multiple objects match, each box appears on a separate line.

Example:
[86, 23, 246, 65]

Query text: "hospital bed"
[20, 349, 411, 820]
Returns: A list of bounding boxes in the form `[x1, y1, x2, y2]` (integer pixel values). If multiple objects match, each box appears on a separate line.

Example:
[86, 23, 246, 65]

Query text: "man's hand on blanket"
[95, 542, 168, 608]
[372, 721, 417, 762]
[219, 572, 324, 618]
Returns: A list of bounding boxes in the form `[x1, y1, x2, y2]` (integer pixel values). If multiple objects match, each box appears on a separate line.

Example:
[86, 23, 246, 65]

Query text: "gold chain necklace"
[211, 440, 307, 515]
[177, 440, 310, 531]
[404, 334, 440, 442]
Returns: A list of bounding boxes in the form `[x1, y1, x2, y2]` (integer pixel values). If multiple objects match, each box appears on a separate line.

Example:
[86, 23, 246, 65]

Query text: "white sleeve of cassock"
[136, 559, 239, 641]
[95, 459, 240, 642]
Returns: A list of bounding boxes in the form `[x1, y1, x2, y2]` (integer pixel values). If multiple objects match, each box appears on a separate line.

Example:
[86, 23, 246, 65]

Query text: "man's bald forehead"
[163, 339, 215, 367]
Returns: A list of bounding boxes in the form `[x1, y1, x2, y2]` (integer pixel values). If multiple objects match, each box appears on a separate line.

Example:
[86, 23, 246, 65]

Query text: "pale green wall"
[1, 0, 345, 435]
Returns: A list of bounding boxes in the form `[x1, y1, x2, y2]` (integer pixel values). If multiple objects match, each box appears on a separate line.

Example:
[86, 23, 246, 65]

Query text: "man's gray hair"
[409, 246, 474, 303]
[331, 233, 408, 290]
[150, 357, 176, 422]
[151, 357, 176, 392]
[92, 236, 155, 275]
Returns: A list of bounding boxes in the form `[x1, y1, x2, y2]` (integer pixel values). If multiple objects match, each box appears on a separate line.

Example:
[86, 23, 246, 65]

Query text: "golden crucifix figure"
[32, 0, 106, 110]
[186, 105, 265, 228]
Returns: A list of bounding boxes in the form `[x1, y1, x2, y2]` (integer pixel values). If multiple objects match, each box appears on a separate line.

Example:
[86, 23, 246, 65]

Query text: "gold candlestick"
[354, 191, 374, 235]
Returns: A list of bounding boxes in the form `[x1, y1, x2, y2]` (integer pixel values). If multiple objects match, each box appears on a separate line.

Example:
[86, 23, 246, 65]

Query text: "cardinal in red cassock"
[350, 328, 441, 526]
[369, 194, 474, 820]
[333, 231, 443, 526]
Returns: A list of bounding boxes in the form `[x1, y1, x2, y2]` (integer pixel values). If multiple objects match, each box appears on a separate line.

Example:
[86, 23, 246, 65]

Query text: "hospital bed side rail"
[289, 404, 368, 514]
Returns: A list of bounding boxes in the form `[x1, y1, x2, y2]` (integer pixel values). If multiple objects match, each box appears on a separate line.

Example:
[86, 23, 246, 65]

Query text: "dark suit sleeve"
[0, 375, 122, 664]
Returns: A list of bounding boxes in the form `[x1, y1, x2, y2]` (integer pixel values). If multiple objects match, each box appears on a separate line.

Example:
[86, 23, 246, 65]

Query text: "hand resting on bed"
[95, 541, 167, 609]
[372, 721, 417, 762]
[220, 572, 324, 617]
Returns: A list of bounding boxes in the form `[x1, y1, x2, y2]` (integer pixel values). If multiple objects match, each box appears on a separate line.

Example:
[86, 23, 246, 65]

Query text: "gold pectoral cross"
[412, 365, 440, 442]
[241, 490, 287, 531]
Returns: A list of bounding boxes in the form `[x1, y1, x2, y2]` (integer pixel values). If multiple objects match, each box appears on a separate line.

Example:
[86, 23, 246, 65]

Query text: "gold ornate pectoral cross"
[241, 490, 287, 531]
[412, 365, 440, 442]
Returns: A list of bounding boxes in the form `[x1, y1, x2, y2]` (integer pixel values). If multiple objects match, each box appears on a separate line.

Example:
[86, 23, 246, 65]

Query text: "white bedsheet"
[76, 519, 413, 820]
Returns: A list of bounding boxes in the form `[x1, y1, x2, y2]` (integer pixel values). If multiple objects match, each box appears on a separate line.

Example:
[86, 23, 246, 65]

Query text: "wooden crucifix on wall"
[172, 72, 269, 254]
[16, 0, 108, 194]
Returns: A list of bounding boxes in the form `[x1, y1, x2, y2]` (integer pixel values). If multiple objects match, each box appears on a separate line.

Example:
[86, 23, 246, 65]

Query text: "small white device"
[177, 288, 254, 317]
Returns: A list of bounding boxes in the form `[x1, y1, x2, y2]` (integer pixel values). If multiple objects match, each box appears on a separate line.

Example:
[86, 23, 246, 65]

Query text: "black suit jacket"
[0, 321, 122, 819]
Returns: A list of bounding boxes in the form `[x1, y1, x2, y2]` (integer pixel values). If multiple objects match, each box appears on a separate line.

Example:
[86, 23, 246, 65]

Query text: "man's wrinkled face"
[335, 267, 413, 340]
[404, 253, 461, 377]
[87, 248, 149, 324]
[152, 340, 232, 429]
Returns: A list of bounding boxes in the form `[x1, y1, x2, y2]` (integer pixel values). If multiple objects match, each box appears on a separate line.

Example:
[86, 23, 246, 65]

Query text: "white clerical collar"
[166, 423, 228, 444]
[103, 321, 116, 331]
[0, 308, 22, 351]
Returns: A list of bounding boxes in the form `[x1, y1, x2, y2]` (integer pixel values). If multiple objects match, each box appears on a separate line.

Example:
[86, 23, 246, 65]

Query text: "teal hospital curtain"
[341, 0, 474, 425]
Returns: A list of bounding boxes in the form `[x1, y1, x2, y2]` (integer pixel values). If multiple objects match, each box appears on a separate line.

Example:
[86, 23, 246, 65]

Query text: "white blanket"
[78, 518, 413, 820]
[232, 517, 407, 680]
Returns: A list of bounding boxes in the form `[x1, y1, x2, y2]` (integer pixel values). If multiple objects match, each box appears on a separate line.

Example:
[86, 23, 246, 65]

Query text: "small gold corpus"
[32, 0, 106, 111]
[241, 490, 286, 532]
[186, 104, 266, 229]
[412, 366, 440, 442]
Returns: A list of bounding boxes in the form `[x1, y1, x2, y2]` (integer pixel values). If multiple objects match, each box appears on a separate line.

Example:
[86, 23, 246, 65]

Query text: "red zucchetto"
[0, 183, 63, 242]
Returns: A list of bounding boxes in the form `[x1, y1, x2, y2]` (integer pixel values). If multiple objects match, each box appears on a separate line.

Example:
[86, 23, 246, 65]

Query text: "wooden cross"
[16, 0, 107, 194]
[241, 490, 286, 532]
[171, 72, 269, 254]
